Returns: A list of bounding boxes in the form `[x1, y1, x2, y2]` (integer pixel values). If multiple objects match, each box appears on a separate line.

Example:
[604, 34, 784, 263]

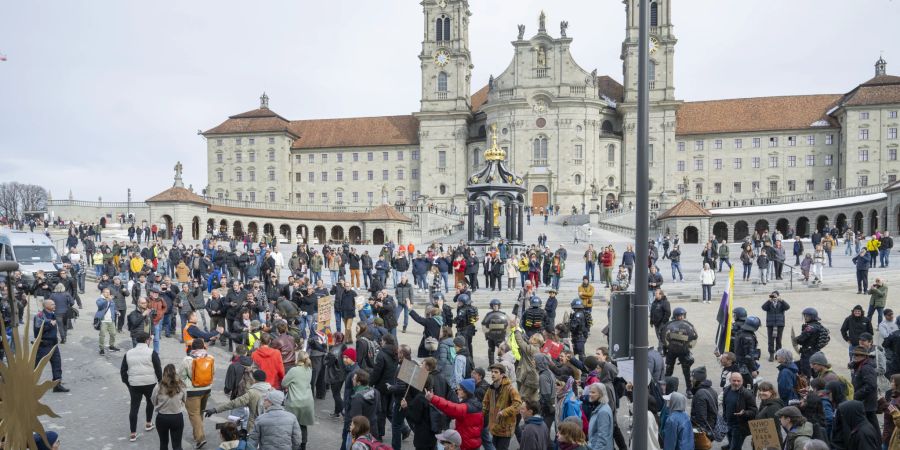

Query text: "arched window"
[607, 144, 616, 162]
[574, 174, 582, 185]
[436, 15, 450, 41]
[439, 184, 447, 195]
[601, 120, 614, 134]
[649, 60, 656, 82]
[437, 72, 448, 92]
[533, 136, 548, 165]
[650, 1, 658, 27]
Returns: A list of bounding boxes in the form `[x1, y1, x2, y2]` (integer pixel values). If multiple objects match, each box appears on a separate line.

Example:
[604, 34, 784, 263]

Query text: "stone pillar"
[467, 201, 476, 241]
[508, 202, 517, 241]
[517, 203, 524, 242]
[505, 202, 513, 241]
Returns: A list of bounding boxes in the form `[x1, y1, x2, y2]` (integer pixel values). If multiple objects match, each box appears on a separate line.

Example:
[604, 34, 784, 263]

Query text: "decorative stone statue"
[591, 68, 598, 87]
[174, 161, 183, 178]
[560, 20, 568, 37]
[590, 179, 600, 199]
[517, 24, 525, 40]
[831, 176, 837, 190]
[381, 184, 389, 205]
[536, 47, 547, 67]
[538, 11, 546, 32]
[488, 74, 494, 91]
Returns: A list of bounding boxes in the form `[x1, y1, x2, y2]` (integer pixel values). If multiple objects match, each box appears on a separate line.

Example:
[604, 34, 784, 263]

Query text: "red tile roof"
[597, 76, 624, 103]
[145, 187, 211, 205]
[206, 204, 412, 223]
[204, 107, 295, 136]
[676, 94, 841, 136]
[471, 85, 489, 113]
[657, 198, 711, 219]
[288, 116, 419, 149]
[835, 74, 900, 108]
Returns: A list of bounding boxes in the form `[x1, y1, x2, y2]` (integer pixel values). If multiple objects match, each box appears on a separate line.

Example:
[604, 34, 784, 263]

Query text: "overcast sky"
[1, 1, 896, 201]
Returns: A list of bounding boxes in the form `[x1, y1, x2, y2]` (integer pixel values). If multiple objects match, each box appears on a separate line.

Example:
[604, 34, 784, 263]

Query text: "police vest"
[483, 311, 509, 342]
[665, 320, 696, 354]
[523, 307, 545, 331]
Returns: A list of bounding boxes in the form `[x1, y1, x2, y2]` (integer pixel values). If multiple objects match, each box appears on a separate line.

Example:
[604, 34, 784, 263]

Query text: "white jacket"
[124, 343, 159, 386]
[700, 269, 716, 286]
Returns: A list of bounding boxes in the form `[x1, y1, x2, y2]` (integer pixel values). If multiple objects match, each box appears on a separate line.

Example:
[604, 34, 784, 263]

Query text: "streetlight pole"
[127, 188, 132, 224]
[632, 0, 651, 447]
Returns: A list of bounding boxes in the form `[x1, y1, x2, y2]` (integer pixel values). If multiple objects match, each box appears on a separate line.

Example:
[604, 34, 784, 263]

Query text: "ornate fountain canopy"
[469, 124, 523, 186]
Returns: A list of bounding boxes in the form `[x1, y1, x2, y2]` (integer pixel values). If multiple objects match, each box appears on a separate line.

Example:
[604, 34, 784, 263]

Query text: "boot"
[53, 383, 70, 393]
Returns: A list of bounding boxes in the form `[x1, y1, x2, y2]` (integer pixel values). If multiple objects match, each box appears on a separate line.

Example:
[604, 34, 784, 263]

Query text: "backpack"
[359, 337, 381, 367]
[355, 437, 393, 450]
[191, 355, 215, 388]
[815, 325, 831, 350]
[560, 389, 582, 420]
[833, 372, 854, 398]
[232, 366, 255, 399]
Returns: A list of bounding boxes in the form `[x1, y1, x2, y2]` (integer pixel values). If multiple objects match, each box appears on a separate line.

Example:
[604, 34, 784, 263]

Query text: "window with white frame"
[769, 137, 778, 147]
[367, 170, 373, 180]
[412, 150, 419, 160]
[216, 170, 223, 182]
[249, 151, 256, 162]
[889, 128, 898, 139]
[235, 168, 242, 181]
[398, 151, 404, 161]
[859, 129, 869, 140]
[268, 137, 275, 144]
[268, 149, 275, 161]
[807, 135, 815, 145]
[677, 142, 685, 152]
[337, 153, 343, 163]
[574, 145, 583, 162]
[752, 157, 760, 168]
[787, 180, 796, 191]
[734, 138, 742, 149]
[308, 154, 314, 164]
[367, 192, 373, 203]
[397, 169, 404, 180]
[533, 136, 549, 165]
[438, 151, 447, 168]
[769, 156, 778, 167]
[367, 152, 374, 161]
[826, 134, 834, 145]
[249, 191, 256, 202]
[321, 153, 328, 163]
[308, 172, 314, 182]
[336, 171, 343, 182]
[235, 151, 242, 163]
[890, 111, 898, 119]
[295, 173, 301, 182]
[787, 136, 796, 147]
[787, 156, 796, 167]
[769, 180, 778, 192]
[806, 180, 815, 192]
[733, 158, 742, 169]
[352, 171, 359, 181]
[752, 138, 761, 148]
[322, 192, 329, 203]
[677, 161, 685, 171]
[412, 169, 419, 180]
[382, 152, 388, 161]
[860, 111, 870, 120]
[694, 140, 704, 151]
[308, 192, 314, 203]
[268, 169, 275, 181]
[859, 175, 869, 187]
[806, 155, 815, 166]
[733, 182, 742, 193]
[353, 152, 359, 162]
[269, 191, 275, 202]
[713, 158, 722, 169]
[216, 139, 223, 147]
[353, 192, 359, 203]
[437, 72, 448, 92]
[607, 144, 615, 162]
[714, 139, 722, 149]
[382, 169, 389, 180]
[824, 155, 833, 166]
[859, 149, 869, 161]
[694, 159, 703, 170]
[336, 191, 343, 203]
[248, 138, 254, 145]
[890, 149, 898, 161]
[236, 192, 243, 201]
[235, 138, 242, 145]
[249, 169, 255, 181]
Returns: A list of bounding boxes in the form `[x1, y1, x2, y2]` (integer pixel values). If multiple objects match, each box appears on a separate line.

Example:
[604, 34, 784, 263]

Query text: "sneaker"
[145, 423, 155, 431]
[196, 440, 207, 449]
[53, 384, 70, 393]
[109, 346, 121, 352]
[329, 412, 342, 419]
[99, 349, 105, 355]
[130, 433, 138, 442]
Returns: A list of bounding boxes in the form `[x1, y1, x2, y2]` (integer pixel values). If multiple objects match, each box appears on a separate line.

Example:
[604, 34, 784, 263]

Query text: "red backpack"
[355, 437, 393, 450]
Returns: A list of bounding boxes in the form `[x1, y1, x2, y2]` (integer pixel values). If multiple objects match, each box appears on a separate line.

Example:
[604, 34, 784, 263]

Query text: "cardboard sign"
[748, 418, 781, 450]
[355, 295, 367, 311]
[396, 359, 429, 391]
[317, 295, 333, 331]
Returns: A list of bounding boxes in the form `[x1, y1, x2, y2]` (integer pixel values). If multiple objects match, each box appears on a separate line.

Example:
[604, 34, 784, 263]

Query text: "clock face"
[649, 36, 660, 54]
[434, 50, 450, 67]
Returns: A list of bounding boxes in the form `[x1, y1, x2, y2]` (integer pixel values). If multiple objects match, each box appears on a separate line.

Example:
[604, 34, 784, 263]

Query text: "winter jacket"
[409, 309, 442, 357]
[761, 298, 790, 327]
[833, 400, 880, 450]
[395, 282, 413, 306]
[777, 362, 799, 403]
[213, 381, 273, 431]
[520, 415, 550, 450]
[514, 330, 540, 403]
[690, 381, 718, 434]
[430, 395, 483, 450]
[247, 405, 303, 450]
[120, 343, 162, 387]
[282, 365, 315, 426]
[252, 346, 285, 390]
[853, 356, 879, 412]
[588, 402, 614, 450]
[405, 394, 436, 449]
[853, 253, 872, 270]
[869, 284, 889, 308]
[783, 421, 814, 450]
[369, 343, 399, 397]
[663, 393, 693, 450]
[700, 269, 716, 286]
[842, 312, 874, 346]
[436, 337, 456, 387]
[650, 297, 671, 328]
[482, 377, 523, 438]
[347, 385, 380, 432]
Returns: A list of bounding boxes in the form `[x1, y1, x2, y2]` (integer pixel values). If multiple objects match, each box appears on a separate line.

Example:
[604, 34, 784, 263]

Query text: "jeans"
[868, 305, 884, 325]
[846, 240, 853, 255]
[95, 265, 103, 278]
[152, 322, 162, 353]
[330, 270, 339, 286]
[156, 413, 184, 450]
[727, 426, 747, 450]
[128, 384, 155, 433]
[481, 425, 495, 450]
[671, 262, 683, 281]
[550, 275, 560, 290]
[312, 271, 321, 284]
[440, 271, 449, 292]
[759, 267, 769, 284]
[767, 325, 784, 357]
[299, 313, 317, 339]
[701, 284, 712, 301]
[390, 396, 411, 450]
[585, 262, 595, 281]
[392, 270, 401, 288]
[881, 249, 891, 267]
[742, 263, 752, 280]
[395, 303, 409, 330]
[162, 313, 175, 336]
[718, 257, 732, 271]
[826, 249, 833, 267]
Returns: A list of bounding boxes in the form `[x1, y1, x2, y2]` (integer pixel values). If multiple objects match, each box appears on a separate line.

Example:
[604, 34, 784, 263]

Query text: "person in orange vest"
[182, 311, 224, 355]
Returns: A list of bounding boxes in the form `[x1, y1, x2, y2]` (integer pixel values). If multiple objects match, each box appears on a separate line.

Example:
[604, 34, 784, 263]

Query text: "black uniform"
[663, 319, 698, 390]
[732, 329, 761, 375]
[481, 310, 508, 365]
[455, 304, 478, 356]
[523, 306, 547, 338]
[795, 319, 830, 377]
[568, 309, 589, 359]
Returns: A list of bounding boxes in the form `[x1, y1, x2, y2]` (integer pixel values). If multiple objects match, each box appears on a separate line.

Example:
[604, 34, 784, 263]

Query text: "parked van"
[0, 229, 61, 283]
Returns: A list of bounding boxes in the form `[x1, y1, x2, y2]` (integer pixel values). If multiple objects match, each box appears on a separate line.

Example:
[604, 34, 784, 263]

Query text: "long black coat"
[409, 309, 441, 357]
[761, 298, 790, 327]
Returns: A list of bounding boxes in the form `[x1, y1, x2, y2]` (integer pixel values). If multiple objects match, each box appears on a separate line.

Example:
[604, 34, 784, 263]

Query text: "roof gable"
[835, 74, 900, 108]
[657, 198, 711, 219]
[146, 186, 210, 205]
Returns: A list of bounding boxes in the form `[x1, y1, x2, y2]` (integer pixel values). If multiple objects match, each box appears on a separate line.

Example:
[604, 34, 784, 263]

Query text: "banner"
[714, 265, 736, 354]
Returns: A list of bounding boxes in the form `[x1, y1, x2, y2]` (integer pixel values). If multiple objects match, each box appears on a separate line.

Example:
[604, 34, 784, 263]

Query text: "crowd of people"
[5, 219, 900, 450]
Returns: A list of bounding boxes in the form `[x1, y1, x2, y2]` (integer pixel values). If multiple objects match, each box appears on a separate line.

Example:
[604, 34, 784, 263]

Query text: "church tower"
[619, 0, 681, 204]
[414, 0, 473, 206]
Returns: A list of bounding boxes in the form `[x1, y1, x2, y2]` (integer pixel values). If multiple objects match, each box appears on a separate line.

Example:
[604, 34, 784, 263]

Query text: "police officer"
[455, 293, 478, 356]
[733, 316, 762, 379]
[568, 299, 589, 359]
[481, 299, 508, 365]
[12, 271, 28, 325]
[794, 307, 830, 377]
[523, 296, 547, 338]
[664, 307, 698, 396]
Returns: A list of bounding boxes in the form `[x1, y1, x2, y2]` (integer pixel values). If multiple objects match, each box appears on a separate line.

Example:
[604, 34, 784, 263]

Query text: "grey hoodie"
[500, 351, 517, 386]
[667, 391, 687, 412]
[536, 354, 556, 416]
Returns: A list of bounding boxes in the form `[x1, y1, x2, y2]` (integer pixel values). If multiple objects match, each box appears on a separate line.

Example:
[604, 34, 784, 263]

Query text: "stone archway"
[279, 224, 291, 243]
[313, 226, 326, 244]
[233, 220, 244, 239]
[349, 226, 362, 244]
[206, 218, 215, 235]
[816, 215, 828, 234]
[683, 226, 699, 244]
[734, 221, 750, 242]
[373, 228, 385, 245]
[160, 215, 174, 239]
[605, 193, 617, 210]
[219, 219, 228, 235]
[853, 212, 864, 232]
[869, 209, 879, 234]
[712, 222, 728, 242]
[397, 229, 404, 243]
[331, 226, 345, 242]
[192, 217, 200, 240]
[99, 216, 107, 228]
[796, 217, 810, 238]
[247, 222, 258, 241]
[836, 213, 848, 232]
[776, 218, 790, 237]
[296, 225, 308, 244]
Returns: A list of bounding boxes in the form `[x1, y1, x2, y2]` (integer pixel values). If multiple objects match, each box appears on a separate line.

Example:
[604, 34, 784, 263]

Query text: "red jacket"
[453, 259, 466, 274]
[430, 395, 483, 450]
[252, 345, 285, 389]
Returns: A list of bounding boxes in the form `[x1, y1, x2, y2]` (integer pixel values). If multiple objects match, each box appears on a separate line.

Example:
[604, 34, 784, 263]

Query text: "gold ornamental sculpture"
[0, 303, 60, 450]
[483, 124, 506, 161]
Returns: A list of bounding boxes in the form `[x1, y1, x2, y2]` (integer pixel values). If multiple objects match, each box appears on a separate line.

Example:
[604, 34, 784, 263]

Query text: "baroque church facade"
[203, 0, 900, 213]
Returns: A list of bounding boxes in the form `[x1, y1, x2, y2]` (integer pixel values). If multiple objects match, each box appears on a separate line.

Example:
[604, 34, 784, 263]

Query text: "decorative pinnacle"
[483, 124, 506, 161]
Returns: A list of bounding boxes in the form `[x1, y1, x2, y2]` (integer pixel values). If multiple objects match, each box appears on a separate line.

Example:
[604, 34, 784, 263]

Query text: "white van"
[0, 228, 62, 283]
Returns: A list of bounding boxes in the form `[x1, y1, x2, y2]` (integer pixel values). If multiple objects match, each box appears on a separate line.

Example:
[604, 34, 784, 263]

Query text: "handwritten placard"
[317, 295, 333, 331]
[748, 418, 781, 450]
[396, 358, 429, 391]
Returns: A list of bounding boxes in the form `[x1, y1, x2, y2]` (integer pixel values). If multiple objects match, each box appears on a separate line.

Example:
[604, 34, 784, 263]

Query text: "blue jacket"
[588, 402, 614, 450]
[435, 257, 451, 273]
[33, 310, 58, 343]
[777, 362, 799, 402]
[663, 411, 694, 450]
[853, 253, 871, 270]
[95, 297, 119, 323]
[375, 260, 390, 277]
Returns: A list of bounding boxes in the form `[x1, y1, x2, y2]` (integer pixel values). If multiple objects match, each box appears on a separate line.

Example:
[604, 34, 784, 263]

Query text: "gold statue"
[493, 200, 501, 227]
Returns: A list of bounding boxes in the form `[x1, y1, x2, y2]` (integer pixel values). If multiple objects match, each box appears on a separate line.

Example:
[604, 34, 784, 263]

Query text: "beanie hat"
[374, 317, 385, 326]
[265, 390, 285, 405]
[239, 356, 253, 367]
[253, 369, 267, 382]
[853, 304, 864, 312]
[809, 352, 830, 367]
[583, 355, 599, 371]
[690, 366, 707, 383]
[453, 336, 467, 348]
[343, 348, 357, 362]
[459, 378, 476, 395]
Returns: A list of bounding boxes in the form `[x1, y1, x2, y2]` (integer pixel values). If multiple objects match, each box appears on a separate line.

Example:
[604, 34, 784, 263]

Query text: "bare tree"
[0, 182, 22, 221]
[0, 182, 49, 221]
[19, 184, 48, 215]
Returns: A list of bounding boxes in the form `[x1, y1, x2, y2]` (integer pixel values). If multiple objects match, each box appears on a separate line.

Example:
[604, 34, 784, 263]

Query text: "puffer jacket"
[252, 346, 285, 389]
[347, 385, 380, 430]
[212, 381, 272, 431]
[870, 284, 889, 308]
[777, 362, 799, 402]
[431, 395, 483, 450]
[247, 405, 302, 450]
[482, 377, 522, 438]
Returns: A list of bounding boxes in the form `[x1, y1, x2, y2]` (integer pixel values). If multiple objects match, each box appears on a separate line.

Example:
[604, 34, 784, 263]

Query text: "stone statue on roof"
[538, 11, 546, 33]
[560, 21, 568, 37]
[590, 179, 599, 198]
[517, 24, 525, 40]
[174, 161, 184, 187]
